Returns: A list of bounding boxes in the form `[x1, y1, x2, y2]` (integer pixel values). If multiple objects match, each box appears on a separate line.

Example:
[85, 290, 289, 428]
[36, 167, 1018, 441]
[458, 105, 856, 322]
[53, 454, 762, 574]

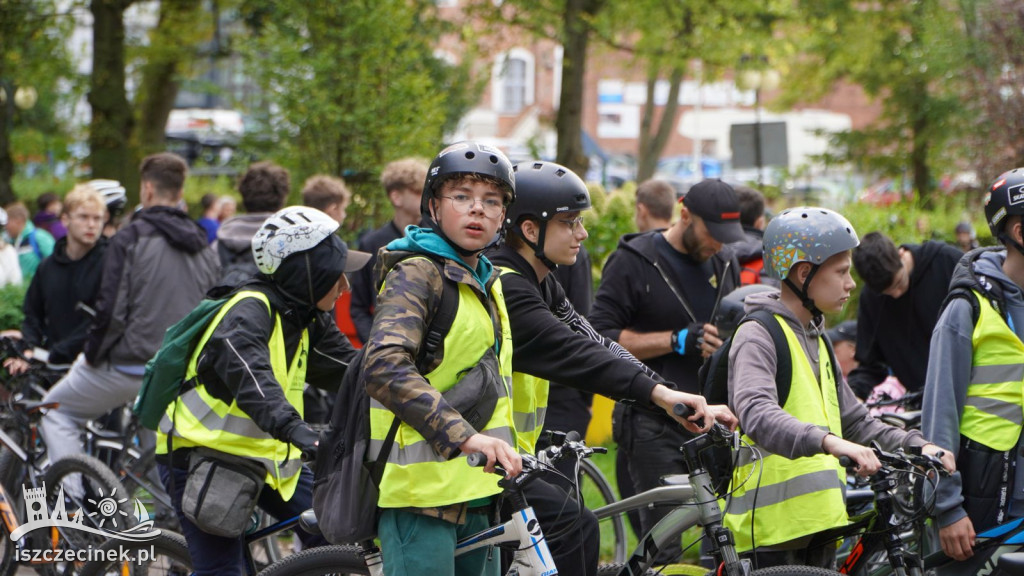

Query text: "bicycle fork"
[507, 506, 558, 576]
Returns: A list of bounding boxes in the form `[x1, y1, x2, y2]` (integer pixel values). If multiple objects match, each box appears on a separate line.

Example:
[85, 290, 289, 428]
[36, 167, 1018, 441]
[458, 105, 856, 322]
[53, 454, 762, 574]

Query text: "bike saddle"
[998, 552, 1024, 572]
[878, 410, 921, 430]
[85, 420, 124, 439]
[13, 400, 58, 414]
[659, 474, 691, 486]
[299, 509, 322, 535]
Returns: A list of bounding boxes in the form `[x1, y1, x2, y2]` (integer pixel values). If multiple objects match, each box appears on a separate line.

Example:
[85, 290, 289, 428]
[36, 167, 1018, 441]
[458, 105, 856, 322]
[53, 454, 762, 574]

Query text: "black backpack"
[312, 257, 458, 544]
[701, 309, 841, 407]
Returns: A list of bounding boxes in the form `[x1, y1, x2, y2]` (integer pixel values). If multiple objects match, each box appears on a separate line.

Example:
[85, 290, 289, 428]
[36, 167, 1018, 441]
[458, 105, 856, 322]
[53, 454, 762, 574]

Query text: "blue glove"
[671, 323, 704, 356]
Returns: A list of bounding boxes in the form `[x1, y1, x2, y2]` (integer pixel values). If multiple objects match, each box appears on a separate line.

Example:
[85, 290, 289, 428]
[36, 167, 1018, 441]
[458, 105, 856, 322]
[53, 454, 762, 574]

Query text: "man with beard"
[590, 179, 742, 564]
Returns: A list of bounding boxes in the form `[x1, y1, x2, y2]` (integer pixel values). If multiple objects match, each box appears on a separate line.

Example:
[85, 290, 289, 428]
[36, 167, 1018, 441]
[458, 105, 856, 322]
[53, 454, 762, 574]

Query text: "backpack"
[312, 256, 459, 544]
[134, 295, 233, 430]
[698, 309, 842, 496]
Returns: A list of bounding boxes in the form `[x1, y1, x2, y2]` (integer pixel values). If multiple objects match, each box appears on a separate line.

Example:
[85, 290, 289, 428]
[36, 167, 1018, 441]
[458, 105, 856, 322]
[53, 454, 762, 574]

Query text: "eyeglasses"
[554, 216, 585, 233]
[440, 194, 505, 219]
[69, 213, 104, 224]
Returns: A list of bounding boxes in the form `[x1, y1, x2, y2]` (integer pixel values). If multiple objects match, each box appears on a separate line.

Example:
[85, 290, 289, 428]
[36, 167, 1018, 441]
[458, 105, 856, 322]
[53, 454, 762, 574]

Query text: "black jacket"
[350, 221, 404, 342]
[20, 236, 108, 365]
[848, 240, 963, 398]
[589, 230, 740, 394]
[488, 246, 661, 406]
[194, 281, 358, 448]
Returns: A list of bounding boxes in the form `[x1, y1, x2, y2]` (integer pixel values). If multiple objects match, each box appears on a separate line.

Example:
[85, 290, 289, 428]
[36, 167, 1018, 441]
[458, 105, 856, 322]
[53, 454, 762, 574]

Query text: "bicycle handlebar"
[672, 403, 733, 442]
[838, 445, 949, 477]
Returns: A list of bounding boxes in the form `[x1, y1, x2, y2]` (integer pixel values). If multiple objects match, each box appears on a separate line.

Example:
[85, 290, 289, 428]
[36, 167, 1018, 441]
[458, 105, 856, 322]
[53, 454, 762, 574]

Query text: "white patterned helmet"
[252, 206, 340, 275]
[88, 179, 127, 216]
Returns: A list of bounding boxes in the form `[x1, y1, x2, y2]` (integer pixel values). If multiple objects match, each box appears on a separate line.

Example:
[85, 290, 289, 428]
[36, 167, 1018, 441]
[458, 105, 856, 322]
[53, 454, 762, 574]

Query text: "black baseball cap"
[681, 179, 746, 244]
[827, 320, 857, 343]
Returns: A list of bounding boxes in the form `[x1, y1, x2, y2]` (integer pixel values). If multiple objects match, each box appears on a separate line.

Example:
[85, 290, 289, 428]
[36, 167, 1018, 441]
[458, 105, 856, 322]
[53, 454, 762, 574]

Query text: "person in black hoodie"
[41, 153, 221, 469]
[849, 231, 963, 400]
[589, 178, 742, 563]
[5, 185, 107, 378]
[490, 161, 733, 576]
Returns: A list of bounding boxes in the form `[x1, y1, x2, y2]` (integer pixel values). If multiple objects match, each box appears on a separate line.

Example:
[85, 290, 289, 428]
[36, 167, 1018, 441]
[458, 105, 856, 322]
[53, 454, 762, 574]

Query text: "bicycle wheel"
[0, 505, 14, 576]
[92, 438, 176, 530]
[78, 531, 192, 576]
[43, 453, 136, 563]
[579, 458, 628, 564]
[751, 567, 844, 576]
[254, 544, 369, 576]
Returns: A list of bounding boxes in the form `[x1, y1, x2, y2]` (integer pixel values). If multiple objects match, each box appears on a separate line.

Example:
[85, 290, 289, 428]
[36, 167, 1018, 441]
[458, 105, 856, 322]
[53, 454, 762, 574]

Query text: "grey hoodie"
[728, 292, 925, 460]
[923, 249, 1024, 528]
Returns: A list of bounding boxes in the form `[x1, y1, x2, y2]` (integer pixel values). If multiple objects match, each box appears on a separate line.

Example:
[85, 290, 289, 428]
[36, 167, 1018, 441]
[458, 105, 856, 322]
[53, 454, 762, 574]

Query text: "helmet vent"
[465, 151, 476, 159]
[555, 168, 566, 177]
[489, 155, 499, 164]
[801, 213, 809, 218]
[533, 162, 543, 170]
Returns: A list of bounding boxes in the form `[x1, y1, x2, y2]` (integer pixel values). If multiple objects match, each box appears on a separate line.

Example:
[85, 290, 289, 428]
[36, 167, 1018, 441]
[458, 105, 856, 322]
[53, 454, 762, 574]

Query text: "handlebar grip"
[673, 403, 695, 418]
[838, 455, 854, 468]
[564, 430, 581, 443]
[466, 452, 488, 467]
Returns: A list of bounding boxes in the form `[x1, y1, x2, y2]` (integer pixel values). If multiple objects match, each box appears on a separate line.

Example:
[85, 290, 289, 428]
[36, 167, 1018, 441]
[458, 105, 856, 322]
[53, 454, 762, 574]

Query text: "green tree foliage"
[235, 0, 480, 235]
[779, 0, 970, 208]
[0, 0, 75, 205]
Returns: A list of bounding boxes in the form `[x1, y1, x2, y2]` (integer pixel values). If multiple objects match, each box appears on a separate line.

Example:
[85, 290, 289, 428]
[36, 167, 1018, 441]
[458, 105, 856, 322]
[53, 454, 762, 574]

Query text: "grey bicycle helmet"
[505, 161, 591, 268]
[985, 168, 1024, 246]
[89, 179, 128, 218]
[763, 206, 859, 319]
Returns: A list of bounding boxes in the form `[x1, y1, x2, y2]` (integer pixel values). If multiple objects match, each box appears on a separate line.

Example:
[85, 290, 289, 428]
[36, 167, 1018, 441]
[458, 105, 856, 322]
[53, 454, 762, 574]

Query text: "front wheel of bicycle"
[78, 531, 192, 576]
[254, 544, 369, 576]
[751, 567, 844, 576]
[598, 563, 844, 576]
[578, 458, 628, 564]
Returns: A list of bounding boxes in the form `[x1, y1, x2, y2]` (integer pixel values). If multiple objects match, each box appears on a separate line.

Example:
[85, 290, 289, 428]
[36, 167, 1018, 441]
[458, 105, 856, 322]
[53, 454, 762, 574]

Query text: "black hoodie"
[590, 230, 740, 393]
[848, 240, 963, 398]
[21, 236, 107, 365]
[85, 206, 221, 366]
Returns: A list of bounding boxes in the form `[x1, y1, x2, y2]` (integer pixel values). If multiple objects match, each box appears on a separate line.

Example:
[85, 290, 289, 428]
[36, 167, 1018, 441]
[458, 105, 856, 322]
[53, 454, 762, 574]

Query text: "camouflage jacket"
[363, 248, 503, 523]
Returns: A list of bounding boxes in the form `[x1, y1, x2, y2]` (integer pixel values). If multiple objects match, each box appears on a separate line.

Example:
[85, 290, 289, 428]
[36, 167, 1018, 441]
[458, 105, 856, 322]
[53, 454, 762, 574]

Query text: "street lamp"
[736, 57, 779, 189]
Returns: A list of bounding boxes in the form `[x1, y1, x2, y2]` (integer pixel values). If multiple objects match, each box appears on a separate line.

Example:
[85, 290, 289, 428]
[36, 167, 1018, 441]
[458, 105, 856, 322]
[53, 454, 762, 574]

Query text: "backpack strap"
[27, 229, 41, 259]
[417, 258, 458, 370]
[940, 287, 984, 326]
[742, 309, 794, 406]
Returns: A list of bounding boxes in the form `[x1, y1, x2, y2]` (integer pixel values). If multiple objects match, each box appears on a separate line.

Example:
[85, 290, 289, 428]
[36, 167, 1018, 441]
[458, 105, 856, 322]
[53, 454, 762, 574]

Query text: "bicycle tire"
[751, 567, 844, 576]
[0, 504, 14, 576]
[579, 458, 629, 564]
[43, 453, 136, 558]
[597, 562, 707, 575]
[78, 531, 193, 576]
[254, 544, 369, 576]
[0, 425, 23, 497]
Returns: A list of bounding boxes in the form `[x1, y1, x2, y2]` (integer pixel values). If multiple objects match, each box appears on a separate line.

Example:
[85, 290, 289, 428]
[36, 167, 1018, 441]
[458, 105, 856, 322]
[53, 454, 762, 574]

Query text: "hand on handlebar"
[460, 434, 521, 477]
[652, 386, 711, 433]
[825, 435, 881, 477]
[920, 443, 956, 474]
[3, 355, 32, 376]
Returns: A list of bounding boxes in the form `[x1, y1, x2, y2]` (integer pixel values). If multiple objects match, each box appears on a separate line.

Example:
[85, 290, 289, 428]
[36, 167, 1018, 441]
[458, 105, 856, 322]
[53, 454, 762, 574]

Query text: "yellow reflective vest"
[497, 267, 549, 455]
[960, 290, 1024, 451]
[369, 267, 516, 509]
[723, 315, 847, 551]
[157, 290, 309, 500]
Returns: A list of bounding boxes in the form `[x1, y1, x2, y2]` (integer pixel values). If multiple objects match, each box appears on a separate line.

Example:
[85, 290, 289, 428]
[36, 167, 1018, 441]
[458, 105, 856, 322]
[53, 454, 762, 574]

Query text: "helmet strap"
[784, 264, 825, 322]
[516, 220, 557, 270]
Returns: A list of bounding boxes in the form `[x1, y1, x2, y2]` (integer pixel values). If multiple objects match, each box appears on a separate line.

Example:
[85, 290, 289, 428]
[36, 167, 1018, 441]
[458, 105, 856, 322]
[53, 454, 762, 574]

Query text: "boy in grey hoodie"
[923, 167, 1024, 562]
[724, 207, 953, 570]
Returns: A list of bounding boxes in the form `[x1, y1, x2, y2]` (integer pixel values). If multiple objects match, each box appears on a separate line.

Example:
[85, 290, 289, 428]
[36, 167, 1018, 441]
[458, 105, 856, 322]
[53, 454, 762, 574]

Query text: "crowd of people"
[1, 142, 1020, 575]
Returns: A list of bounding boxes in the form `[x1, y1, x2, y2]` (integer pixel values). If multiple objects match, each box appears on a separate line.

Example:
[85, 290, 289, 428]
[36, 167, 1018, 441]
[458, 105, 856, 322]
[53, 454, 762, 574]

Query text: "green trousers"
[378, 508, 499, 576]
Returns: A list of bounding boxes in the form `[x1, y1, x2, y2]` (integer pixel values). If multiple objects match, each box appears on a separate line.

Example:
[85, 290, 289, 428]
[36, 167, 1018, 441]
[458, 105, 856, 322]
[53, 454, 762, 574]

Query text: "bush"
[0, 283, 27, 330]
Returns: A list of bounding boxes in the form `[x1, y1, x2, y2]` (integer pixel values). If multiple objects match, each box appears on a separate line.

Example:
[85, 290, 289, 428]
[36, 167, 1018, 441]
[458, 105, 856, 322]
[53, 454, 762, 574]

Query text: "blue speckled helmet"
[763, 207, 860, 281]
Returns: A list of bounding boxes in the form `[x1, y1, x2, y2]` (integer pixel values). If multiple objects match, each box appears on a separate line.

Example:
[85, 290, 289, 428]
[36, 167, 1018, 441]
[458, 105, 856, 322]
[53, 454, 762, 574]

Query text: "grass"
[581, 444, 705, 566]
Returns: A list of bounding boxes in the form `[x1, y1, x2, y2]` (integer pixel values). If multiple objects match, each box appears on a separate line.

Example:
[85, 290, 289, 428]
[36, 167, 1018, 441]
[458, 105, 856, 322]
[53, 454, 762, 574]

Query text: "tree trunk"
[133, 0, 204, 166]
[0, 80, 14, 206]
[89, 0, 134, 201]
[555, 0, 603, 178]
[636, 66, 683, 182]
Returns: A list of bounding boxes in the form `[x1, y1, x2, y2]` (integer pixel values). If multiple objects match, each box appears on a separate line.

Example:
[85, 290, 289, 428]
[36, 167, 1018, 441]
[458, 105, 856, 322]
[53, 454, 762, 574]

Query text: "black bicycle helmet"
[985, 168, 1024, 248]
[505, 161, 591, 268]
[421, 141, 515, 217]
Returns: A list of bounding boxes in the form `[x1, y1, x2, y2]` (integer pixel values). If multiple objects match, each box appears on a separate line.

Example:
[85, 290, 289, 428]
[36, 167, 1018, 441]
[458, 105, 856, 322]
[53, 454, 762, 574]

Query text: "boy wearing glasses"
[489, 161, 728, 576]
[363, 142, 522, 576]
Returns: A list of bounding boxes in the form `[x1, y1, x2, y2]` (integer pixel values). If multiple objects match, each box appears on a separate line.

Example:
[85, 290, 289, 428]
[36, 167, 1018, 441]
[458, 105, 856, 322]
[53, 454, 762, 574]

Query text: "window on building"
[492, 49, 534, 115]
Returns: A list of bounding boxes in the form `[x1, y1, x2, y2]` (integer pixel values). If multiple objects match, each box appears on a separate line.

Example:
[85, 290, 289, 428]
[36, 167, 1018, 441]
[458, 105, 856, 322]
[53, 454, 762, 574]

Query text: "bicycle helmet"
[0, 207, 6, 227]
[89, 179, 128, 218]
[506, 161, 591, 268]
[252, 206, 341, 275]
[763, 206, 859, 319]
[985, 168, 1024, 248]
[421, 141, 515, 217]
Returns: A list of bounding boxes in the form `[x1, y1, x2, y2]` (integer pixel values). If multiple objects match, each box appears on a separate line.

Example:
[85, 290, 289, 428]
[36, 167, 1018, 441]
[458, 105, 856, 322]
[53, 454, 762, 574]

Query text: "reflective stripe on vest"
[156, 290, 309, 500]
[723, 315, 847, 551]
[497, 266, 551, 455]
[961, 290, 1024, 451]
[369, 266, 516, 509]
